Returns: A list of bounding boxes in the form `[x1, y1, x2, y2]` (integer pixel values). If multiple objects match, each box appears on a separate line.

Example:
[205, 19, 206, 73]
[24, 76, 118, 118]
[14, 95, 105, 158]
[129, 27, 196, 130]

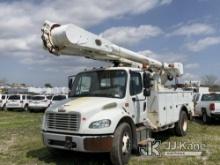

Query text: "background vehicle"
[51, 95, 68, 105]
[41, 21, 194, 165]
[184, 81, 209, 93]
[46, 95, 53, 100]
[29, 95, 51, 112]
[6, 94, 30, 111]
[194, 92, 220, 123]
[0, 94, 7, 110]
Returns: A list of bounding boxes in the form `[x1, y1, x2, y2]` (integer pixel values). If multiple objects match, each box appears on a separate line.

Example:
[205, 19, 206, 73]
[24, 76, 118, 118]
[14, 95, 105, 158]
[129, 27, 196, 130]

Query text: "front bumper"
[42, 131, 113, 153]
[6, 104, 23, 109]
[211, 113, 220, 118]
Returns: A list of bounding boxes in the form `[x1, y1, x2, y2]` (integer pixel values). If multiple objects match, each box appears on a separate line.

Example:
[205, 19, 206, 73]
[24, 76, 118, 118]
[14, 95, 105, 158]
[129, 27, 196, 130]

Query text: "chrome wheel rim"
[183, 119, 187, 131]
[203, 113, 206, 122]
[122, 132, 130, 155]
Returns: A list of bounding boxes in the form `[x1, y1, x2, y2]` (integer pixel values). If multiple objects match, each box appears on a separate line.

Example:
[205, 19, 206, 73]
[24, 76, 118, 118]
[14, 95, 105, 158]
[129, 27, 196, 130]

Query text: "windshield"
[32, 96, 45, 100]
[201, 94, 220, 101]
[52, 95, 66, 101]
[8, 95, 20, 100]
[70, 70, 127, 98]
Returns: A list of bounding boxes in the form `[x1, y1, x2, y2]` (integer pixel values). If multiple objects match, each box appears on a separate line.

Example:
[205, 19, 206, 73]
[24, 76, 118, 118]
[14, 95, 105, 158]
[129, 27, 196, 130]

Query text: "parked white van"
[6, 94, 30, 111]
[29, 95, 51, 112]
[0, 94, 7, 110]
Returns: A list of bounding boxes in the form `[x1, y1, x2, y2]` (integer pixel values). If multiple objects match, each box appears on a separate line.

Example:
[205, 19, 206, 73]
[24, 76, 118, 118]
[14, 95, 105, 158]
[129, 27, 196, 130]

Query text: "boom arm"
[41, 21, 183, 78]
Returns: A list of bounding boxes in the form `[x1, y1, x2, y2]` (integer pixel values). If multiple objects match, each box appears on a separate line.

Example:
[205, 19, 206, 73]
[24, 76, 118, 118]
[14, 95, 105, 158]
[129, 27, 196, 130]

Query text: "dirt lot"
[0, 111, 219, 165]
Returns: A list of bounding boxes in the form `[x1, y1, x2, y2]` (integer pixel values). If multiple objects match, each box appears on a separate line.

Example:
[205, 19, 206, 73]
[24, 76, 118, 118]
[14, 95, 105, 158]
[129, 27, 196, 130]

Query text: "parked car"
[6, 94, 30, 111]
[51, 94, 68, 104]
[0, 94, 7, 110]
[194, 92, 220, 123]
[46, 95, 53, 100]
[29, 95, 51, 112]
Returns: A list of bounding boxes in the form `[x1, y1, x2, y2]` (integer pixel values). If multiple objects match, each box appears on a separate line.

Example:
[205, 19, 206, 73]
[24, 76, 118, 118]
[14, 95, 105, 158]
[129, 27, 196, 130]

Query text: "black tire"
[175, 111, 188, 136]
[24, 105, 29, 112]
[110, 123, 132, 165]
[3, 104, 7, 111]
[202, 111, 211, 124]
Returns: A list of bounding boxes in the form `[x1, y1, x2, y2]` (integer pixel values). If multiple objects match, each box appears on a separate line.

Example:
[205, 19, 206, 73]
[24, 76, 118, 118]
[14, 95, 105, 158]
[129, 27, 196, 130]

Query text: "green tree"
[201, 75, 218, 86]
[44, 83, 53, 88]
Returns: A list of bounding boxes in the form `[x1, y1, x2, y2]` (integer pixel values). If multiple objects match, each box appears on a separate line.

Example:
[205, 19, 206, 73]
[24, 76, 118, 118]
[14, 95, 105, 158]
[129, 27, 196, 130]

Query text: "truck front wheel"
[175, 111, 188, 136]
[110, 123, 132, 165]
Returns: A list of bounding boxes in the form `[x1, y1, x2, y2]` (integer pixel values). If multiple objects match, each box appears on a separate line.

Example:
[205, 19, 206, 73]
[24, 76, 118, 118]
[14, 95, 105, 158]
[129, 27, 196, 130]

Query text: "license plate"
[9, 104, 18, 106]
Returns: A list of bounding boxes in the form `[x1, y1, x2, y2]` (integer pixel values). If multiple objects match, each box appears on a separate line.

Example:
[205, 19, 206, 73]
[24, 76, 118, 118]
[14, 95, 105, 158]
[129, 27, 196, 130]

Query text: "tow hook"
[65, 136, 73, 149]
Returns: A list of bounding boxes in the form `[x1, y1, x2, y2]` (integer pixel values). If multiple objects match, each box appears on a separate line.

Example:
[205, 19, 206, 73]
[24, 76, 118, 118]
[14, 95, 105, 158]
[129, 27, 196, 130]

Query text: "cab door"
[194, 94, 202, 116]
[128, 71, 146, 124]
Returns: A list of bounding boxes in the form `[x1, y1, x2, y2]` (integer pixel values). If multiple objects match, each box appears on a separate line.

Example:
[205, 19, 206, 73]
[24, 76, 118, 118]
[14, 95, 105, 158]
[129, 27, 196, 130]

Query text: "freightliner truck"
[41, 21, 194, 165]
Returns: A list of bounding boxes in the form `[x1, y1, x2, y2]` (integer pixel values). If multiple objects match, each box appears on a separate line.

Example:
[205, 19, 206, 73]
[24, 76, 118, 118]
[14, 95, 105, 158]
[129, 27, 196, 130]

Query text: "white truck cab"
[29, 95, 51, 112]
[42, 67, 193, 165]
[41, 21, 194, 165]
[6, 94, 30, 111]
[194, 92, 220, 123]
[0, 94, 7, 110]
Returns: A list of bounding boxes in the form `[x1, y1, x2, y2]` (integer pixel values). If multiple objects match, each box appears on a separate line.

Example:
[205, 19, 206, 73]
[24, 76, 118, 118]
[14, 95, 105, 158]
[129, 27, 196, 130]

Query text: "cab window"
[75, 76, 92, 95]
[130, 71, 142, 96]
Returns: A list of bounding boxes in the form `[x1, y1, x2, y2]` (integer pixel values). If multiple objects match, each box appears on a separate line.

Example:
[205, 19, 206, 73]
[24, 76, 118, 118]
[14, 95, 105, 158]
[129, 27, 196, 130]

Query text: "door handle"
[143, 102, 146, 111]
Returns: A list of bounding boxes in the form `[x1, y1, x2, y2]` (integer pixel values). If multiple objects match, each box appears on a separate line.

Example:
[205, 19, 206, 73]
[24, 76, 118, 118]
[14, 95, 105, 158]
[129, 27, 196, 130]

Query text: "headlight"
[41, 114, 46, 130]
[89, 119, 111, 129]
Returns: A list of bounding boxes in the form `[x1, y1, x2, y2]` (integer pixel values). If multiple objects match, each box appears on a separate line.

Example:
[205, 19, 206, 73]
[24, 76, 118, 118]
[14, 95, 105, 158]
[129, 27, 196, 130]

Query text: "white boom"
[41, 21, 183, 77]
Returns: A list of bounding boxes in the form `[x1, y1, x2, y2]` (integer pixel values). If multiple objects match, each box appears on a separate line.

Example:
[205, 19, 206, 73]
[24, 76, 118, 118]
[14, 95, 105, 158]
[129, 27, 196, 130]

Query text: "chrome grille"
[47, 112, 81, 132]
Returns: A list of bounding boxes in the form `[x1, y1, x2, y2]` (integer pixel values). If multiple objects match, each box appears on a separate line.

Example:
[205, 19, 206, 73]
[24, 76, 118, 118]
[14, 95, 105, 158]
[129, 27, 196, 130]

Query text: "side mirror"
[143, 72, 153, 89]
[144, 89, 151, 97]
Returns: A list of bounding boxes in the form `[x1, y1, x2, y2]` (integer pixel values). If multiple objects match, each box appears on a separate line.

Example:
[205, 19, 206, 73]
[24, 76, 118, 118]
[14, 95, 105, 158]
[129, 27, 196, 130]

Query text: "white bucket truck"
[41, 21, 194, 165]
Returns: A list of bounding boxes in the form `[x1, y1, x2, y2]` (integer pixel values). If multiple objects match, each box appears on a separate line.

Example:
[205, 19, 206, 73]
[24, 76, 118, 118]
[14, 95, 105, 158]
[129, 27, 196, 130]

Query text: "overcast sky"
[0, 0, 220, 87]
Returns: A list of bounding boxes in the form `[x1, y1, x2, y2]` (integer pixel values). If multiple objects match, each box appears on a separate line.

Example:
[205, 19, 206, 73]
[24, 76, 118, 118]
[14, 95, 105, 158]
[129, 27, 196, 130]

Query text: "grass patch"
[0, 111, 219, 165]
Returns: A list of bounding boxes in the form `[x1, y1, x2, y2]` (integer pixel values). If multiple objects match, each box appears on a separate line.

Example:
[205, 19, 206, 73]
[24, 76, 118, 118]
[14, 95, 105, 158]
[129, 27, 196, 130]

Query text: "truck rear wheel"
[110, 123, 132, 165]
[175, 111, 188, 136]
[202, 111, 211, 124]
[3, 104, 7, 111]
[24, 105, 29, 112]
